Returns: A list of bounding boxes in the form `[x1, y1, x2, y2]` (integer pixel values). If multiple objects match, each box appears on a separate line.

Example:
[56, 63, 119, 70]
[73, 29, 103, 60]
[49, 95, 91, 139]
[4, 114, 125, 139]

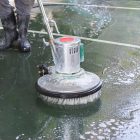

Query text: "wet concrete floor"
[0, 0, 140, 139]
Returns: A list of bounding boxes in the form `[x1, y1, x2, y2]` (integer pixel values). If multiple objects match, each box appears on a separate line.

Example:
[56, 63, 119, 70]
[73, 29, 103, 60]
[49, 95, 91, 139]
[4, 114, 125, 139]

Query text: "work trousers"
[0, 0, 35, 18]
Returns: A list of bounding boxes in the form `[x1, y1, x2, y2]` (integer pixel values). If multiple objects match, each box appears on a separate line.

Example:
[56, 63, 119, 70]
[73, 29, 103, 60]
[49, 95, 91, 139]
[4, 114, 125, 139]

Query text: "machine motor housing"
[54, 37, 81, 74]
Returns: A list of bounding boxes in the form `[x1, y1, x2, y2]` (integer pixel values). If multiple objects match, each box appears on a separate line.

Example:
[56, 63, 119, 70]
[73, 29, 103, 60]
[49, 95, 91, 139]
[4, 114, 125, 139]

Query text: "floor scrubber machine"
[36, 0, 102, 105]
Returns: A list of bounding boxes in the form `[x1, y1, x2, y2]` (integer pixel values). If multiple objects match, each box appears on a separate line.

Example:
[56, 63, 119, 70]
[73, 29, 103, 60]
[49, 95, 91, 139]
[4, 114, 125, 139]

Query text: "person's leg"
[0, 0, 18, 50]
[0, 0, 12, 18]
[15, 0, 35, 52]
[15, 0, 35, 16]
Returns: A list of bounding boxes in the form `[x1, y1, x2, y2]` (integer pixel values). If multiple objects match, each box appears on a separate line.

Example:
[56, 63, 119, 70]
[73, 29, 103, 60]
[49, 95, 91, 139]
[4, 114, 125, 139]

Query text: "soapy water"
[79, 6, 112, 37]
[54, 0, 112, 38]
[80, 110, 140, 140]
[102, 52, 140, 86]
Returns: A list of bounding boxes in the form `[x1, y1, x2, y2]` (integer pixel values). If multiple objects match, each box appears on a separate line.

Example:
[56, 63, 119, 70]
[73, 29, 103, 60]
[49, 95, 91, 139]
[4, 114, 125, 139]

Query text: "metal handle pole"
[37, 0, 57, 63]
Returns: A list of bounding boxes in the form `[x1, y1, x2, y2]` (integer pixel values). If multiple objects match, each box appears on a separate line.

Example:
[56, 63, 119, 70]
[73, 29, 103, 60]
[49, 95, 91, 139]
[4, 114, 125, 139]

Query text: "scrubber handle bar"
[37, 0, 57, 63]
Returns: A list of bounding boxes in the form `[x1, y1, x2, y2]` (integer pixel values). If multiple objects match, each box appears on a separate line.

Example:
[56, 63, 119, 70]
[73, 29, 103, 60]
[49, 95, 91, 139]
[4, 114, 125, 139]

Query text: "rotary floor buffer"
[36, 0, 102, 105]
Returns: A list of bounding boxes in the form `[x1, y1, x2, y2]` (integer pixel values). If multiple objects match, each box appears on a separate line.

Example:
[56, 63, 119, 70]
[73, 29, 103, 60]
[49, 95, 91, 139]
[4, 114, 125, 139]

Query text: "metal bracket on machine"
[43, 19, 60, 48]
[49, 19, 60, 34]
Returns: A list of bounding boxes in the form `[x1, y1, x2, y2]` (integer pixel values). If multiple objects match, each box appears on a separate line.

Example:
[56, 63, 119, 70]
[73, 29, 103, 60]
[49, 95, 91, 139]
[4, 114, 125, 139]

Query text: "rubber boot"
[17, 14, 31, 52]
[0, 10, 18, 50]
